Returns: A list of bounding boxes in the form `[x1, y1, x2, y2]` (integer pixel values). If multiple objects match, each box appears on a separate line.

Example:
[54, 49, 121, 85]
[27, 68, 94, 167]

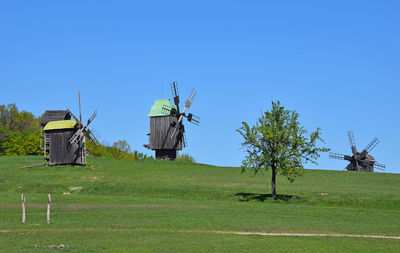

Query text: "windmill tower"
[144, 82, 200, 160]
[41, 92, 98, 165]
[329, 131, 385, 172]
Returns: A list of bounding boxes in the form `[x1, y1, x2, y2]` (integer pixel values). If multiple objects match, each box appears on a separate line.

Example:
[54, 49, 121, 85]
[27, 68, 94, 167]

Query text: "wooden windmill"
[144, 82, 200, 160]
[41, 92, 98, 165]
[329, 131, 385, 172]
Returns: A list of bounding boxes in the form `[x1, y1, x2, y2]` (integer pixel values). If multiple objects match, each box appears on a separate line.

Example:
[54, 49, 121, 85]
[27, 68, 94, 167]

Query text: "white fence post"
[47, 194, 51, 224]
[21, 193, 26, 224]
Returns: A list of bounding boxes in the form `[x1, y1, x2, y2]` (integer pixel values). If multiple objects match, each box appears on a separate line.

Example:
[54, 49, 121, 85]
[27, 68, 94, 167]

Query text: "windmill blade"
[358, 138, 379, 160]
[171, 113, 186, 139]
[363, 137, 380, 153]
[170, 121, 182, 139]
[83, 110, 97, 130]
[84, 129, 99, 146]
[329, 153, 352, 161]
[374, 162, 385, 170]
[170, 89, 198, 139]
[69, 128, 84, 145]
[347, 131, 357, 154]
[329, 153, 345, 160]
[176, 88, 198, 119]
[187, 113, 200, 125]
[161, 104, 172, 115]
[161, 104, 178, 116]
[69, 111, 97, 145]
[182, 132, 187, 148]
[171, 82, 180, 113]
[78, 91, 82, 125]
[185, 89, 197, 109]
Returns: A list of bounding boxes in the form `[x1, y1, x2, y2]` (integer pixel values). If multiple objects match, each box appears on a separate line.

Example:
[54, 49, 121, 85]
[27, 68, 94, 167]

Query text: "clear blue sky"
[1, 1, 399, 173]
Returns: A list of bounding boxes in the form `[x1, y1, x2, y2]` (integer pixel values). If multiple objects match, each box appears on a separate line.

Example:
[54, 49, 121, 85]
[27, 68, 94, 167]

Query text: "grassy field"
[0, 156, 399, 252]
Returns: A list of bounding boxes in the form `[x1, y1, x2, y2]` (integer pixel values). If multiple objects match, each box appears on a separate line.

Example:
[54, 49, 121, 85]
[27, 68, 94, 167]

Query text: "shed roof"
[148, 99, 177, 117]
[43, 120, 77, 131]
[41, 110, 71, 126]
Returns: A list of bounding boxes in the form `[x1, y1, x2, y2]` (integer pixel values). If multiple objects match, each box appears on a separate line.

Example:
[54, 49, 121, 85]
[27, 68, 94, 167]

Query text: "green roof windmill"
[144, 82, 200, 160]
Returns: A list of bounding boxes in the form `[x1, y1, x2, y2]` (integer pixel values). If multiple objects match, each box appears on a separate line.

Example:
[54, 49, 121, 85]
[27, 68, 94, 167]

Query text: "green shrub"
[176, 153, 195, 163]
[86, 140, 148, 162]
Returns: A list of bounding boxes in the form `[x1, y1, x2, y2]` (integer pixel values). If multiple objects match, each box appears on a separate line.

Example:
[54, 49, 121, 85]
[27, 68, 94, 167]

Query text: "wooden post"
[79, 91, 82, 124]
[47, 194, 51, 224]
[21, 193, 25, 224]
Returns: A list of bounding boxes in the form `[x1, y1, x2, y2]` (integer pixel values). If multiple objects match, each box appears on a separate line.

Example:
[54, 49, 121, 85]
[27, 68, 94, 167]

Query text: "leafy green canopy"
[0, 104, 41, 156]
[237, 101, 329, 198]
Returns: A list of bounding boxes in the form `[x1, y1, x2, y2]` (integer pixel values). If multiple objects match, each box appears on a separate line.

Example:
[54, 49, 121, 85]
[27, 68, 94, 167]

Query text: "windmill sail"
[330, 131, 384, 172]
[146, 82, 200, 160]
[347, 131, 357, 154]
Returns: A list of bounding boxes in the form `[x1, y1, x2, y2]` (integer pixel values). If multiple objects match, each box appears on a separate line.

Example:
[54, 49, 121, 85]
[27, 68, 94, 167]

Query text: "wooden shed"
[144, 99, 183, 160]
[43, 120, 85, 165]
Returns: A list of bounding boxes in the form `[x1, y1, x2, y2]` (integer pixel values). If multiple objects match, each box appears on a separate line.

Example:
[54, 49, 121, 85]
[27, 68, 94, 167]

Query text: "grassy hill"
[0, 156, 399, 252]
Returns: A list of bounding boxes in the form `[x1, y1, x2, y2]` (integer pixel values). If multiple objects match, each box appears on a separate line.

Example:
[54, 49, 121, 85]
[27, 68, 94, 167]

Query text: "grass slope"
[0, 156, 399, 252]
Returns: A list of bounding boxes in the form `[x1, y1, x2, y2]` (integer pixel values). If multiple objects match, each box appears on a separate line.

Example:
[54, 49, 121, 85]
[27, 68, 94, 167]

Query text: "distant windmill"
[329, 131, 385, 172]
[41, 92, 98, 165]
[144, 82, 200, 160]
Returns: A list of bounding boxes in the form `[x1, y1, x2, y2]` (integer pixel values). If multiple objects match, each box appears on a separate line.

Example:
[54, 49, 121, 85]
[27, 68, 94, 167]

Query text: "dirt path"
[213, 231, 400, 240]
[1, 228, 399, 240]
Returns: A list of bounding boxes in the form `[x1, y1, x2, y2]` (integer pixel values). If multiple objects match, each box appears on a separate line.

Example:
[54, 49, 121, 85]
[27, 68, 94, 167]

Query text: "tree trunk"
[271, 167, 277, 200]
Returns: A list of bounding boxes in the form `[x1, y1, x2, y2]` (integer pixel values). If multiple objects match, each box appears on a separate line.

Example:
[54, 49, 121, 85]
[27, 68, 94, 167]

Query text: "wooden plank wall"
[149, 116, 183, 150]
[48, 129, 84, 165]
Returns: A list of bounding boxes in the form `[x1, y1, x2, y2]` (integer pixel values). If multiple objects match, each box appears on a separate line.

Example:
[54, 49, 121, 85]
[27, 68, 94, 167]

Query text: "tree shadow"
[234, 192, 299, 202]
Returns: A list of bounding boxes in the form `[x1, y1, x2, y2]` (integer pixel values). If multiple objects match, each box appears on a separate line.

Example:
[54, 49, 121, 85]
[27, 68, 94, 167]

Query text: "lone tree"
[237, 101, 329, 200]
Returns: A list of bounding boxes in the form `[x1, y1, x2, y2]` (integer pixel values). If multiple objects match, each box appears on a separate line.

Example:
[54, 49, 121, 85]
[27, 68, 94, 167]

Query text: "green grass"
[0, 156, 399, 252]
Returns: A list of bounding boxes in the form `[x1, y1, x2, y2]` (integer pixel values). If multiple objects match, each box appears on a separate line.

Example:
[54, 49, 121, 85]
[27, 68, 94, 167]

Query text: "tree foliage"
[237, 101, 329, 199]
[0, 104, 41, 156]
